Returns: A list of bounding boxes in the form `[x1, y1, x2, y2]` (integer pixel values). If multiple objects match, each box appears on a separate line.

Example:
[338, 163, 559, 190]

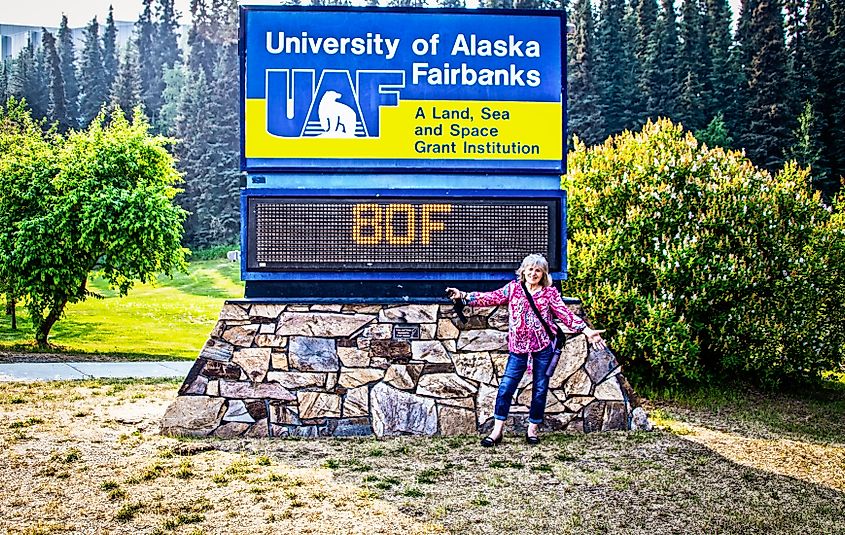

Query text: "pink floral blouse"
[466, 280, 587, 354]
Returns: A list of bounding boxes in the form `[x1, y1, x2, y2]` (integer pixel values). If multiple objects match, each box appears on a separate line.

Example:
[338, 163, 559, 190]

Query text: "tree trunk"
[6, 296, 15, 330]
[5, 296, 12, 315]
[35, 299, 67, 348]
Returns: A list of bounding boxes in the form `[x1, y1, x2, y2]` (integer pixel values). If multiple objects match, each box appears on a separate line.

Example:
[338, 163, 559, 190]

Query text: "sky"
[0, 0, 193, 28]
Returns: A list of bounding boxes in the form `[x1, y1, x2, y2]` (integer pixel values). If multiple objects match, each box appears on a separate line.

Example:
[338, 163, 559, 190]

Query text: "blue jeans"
[494, 343, 554, 425]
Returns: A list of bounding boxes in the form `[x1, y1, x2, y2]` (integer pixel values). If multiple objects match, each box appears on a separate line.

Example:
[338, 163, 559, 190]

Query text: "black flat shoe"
[480, 434, 503, 447]
[525, 433, 540, 445]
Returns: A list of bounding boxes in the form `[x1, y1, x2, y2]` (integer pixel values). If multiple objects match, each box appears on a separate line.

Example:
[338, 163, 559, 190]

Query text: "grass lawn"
[0, 379, 842, 534]
[0, 260, 243, 359]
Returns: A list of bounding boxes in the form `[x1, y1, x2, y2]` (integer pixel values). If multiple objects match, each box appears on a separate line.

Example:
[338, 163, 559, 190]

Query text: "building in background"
[0, 21, 135, 60]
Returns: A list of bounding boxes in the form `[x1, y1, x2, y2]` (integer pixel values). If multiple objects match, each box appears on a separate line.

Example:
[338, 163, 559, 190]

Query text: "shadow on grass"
[640, 380, 845, 445]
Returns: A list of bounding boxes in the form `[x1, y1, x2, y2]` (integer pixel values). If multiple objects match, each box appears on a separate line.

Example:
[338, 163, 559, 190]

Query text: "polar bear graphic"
[317, 90, 358, 137]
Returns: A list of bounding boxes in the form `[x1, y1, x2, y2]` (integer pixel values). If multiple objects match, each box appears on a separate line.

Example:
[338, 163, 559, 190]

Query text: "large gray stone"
[254, 334, 287, 348]
[383, 364, 423, 390]
[436, 319, 460, 340]
[276, 313, 374, 337]
[232, 348, 271, 382]
[298, 391, 341, 418]
[411, 341, 451, 363]
[289, 336, 339, 372]
[585, 346, 619, 384]
[457, 329, 508, 352]
[161, 396, 226, 437]
[438, 405, 477, 435]
[378, 305, 439, 324]
[269, 402, 300, 425]
[222, 325, 259, 347]
[487, 307, 509, 330]
[249, 304, 284, 319]
[549, 335, 588, 389]
[452, 352, 495, 385]
[475, 384, 499, 426]
[362, 324, 393, 339]
[198, 338, 234, 362]
[213, 422, 250, 438]
[343, 385, 369, 417]
[219, 304, 249, 320]
[264, 371, 327, 389]
[370, 382, 438, 437]
[222, 400, 255, 423]
[218, 380, 295, 401]
[564, 368, 593, 397]
[594, 376, 625, 401]
[339, 368, 386, 388]
[416, 373, 476, 398]
[602, 401, 628, 431]
[337, 346, 370, 367]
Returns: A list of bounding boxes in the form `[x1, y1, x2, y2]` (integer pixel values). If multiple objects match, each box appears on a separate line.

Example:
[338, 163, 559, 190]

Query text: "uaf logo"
[266, 69, 405, 138]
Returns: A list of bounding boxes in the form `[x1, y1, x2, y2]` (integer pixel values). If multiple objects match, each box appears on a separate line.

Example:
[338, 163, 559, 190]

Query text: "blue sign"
[241, 6, 566, 173]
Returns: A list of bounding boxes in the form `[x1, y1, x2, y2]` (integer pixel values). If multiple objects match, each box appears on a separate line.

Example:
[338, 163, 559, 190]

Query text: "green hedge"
[564, 119, 845, 387]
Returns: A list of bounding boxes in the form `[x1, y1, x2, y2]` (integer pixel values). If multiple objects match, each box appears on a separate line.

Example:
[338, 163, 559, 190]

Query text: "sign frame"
[240, 188, 568, 282]
[238, 5, 568, 175]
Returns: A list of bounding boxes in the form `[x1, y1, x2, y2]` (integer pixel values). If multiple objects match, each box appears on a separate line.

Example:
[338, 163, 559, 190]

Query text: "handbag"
[520, 282, 566, 377]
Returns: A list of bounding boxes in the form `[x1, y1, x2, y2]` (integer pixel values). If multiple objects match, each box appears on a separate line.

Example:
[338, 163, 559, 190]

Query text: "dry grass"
[1, 379, 843, 535]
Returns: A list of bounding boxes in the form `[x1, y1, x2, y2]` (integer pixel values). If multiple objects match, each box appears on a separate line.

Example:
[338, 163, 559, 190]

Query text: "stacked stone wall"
[161, 301, 641, 438]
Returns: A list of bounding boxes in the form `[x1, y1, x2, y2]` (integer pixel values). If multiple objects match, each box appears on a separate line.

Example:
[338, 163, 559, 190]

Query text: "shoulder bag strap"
[521, 282, 558, 342]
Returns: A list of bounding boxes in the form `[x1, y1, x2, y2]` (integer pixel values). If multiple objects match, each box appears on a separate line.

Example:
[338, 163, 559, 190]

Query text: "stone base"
[161, 301, 645, 438]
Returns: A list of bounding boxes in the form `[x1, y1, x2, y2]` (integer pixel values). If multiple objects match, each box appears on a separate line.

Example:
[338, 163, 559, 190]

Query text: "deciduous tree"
[0, 103, 187, 347]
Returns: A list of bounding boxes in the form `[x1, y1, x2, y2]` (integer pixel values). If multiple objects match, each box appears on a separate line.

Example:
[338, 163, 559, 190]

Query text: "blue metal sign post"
[239, 6, 567, 299]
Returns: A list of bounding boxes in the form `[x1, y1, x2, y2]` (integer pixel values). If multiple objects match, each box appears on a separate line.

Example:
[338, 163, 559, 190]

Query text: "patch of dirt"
[1, 381, 843, 535]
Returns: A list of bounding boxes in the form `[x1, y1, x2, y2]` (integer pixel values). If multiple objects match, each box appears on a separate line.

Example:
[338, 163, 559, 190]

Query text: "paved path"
[0, 361, 194, 381]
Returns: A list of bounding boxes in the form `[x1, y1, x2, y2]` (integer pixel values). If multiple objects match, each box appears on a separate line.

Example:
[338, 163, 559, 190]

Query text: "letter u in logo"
[266, 69, 316, 137]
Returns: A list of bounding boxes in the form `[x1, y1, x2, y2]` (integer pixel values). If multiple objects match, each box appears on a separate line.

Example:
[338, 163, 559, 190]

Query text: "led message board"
[242, 190, 564, 278]
[240, 6, 565, 173]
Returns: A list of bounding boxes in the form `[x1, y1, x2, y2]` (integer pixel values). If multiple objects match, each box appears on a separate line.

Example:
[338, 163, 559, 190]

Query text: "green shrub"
[564, 119, 845, 387]
[188, 244, 238, 261]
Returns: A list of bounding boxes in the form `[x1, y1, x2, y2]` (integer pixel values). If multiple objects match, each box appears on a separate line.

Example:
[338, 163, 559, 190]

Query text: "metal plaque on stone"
[392, 325, 421, 340]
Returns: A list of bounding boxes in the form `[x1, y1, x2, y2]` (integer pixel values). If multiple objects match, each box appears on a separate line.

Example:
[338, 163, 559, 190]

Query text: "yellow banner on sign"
[244, 99, 562, 160]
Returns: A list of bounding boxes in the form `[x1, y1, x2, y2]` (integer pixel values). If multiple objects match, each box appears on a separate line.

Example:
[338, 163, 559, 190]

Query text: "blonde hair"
[516, 254, 552, 287]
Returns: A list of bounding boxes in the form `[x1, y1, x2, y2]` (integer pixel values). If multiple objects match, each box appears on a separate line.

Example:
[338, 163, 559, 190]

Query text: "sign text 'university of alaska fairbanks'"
[241, 8, 566, 172]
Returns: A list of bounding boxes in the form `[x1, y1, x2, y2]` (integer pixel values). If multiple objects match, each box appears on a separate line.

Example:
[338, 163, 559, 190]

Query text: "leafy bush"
[564, 119, 845, 387]
[188, 243, 238, 261]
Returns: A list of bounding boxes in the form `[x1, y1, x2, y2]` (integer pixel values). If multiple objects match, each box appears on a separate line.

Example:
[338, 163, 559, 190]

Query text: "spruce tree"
[828, 0, 845, 186]
[10, 37, 49, 119]
[652, 0, 679, 120]
[634, 0, 659, 123]
[102, 6, 119, 96]
[111, 43, 143, 116]
[676, 0, 707, 131]
[731, 0, 758, 141]
[785, 101, 826, 188]
[0, 60, 9, 104]
[743, 0, 791, 170]
[804, 0, 835, 189]
[568, 0, 605, 145]
[41, 30, 68, 130]
[136, 0, 160, 123]
[57, 14, 80, 128]
[593, 0, 630, 136]
[156, 0, 182, 75]
[78, 17, 109, 126]
[704, 0, 735, 129]
[158, 64, 187, 136]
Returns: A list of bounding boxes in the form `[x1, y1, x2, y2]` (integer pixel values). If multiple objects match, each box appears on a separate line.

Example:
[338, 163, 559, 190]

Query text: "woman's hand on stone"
[583, 327, 607, 349]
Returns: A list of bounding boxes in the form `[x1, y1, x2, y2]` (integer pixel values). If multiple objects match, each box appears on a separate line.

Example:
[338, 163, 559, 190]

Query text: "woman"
[447, 254, 606, 446]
